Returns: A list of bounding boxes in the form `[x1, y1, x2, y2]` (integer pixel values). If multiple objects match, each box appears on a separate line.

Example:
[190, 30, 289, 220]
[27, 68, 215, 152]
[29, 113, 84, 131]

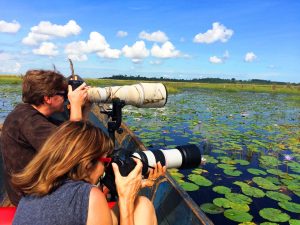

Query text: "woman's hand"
[142, 162, 166, 187]
[112, 158, 143, 202]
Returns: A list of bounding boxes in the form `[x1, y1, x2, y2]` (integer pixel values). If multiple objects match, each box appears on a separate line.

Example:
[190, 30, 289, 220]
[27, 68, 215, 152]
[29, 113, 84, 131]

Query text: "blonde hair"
[12, 121, 113, 196]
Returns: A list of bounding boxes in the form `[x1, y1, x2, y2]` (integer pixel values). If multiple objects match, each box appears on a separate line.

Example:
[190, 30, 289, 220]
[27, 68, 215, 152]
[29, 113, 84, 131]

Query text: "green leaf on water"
[223, 169, 242, 177]
[260, 223, 279, 225]
[200, 203, 224, 214]
[213, 198, 231, 208]
[241, 186, 265, 198]
[234, 159, 250, 166]
[252, 177, 280, 190]
[179, 182, 199, 191]
[266, 191, 292, 202]
[188, 174, 213, 186]
[213, 186, 231, 194]
[229, 202, 250, 212]
[278, 201, 300, 213]
[259, 155, 281, 167]
[247, 168, 267, 175]
[217, 164, 236, 170]
[259, 208, 290, 222]
[224, 209, 253, 223]
[289, 219, 300, 225]
[225, 193, 252, 204]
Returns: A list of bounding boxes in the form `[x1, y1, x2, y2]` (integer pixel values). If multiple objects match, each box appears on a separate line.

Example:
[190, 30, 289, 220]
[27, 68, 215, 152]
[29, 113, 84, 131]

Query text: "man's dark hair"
[22, 70, 67, 106]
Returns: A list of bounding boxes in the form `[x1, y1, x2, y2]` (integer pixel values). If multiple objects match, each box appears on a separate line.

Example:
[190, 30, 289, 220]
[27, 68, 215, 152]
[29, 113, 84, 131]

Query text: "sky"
[0, 0, 299, 82]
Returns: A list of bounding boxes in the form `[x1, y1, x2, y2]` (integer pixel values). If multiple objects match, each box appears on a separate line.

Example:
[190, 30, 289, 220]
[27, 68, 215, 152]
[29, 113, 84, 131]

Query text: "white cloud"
[0, 52, 21, 73]
[0, 20, 21, 33]
[122, 41, 149, 63]
[139, 30, 169, 43]
[193, 22, 233, 44]
[209, 56, 223, 64]
[151, 41, 180, 58]
[65, 31, 121, 61]
[22, 20, 81, 45]
[22, 32, 51, 45]
[33, 42, 59, 56]
[244, 52, 257, 62]
[116, 30, 128, 38]
[97, 48, 122, 59]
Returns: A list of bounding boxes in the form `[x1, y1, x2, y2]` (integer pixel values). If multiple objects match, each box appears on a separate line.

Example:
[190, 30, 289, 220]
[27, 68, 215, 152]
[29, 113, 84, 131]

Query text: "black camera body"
[101, 144, 202, 197]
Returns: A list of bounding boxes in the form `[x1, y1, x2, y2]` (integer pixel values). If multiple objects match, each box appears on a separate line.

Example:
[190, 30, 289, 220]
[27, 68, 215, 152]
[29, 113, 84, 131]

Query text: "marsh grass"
[1, 75, 299, 95]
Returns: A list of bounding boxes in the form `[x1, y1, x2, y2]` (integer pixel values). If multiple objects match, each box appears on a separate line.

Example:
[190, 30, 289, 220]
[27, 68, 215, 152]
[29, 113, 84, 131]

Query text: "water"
[1, 86, 300, 224]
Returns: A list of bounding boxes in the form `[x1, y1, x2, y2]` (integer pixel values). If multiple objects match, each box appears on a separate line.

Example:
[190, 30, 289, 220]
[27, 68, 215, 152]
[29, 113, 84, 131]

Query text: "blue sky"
[0, 0, 299, 82]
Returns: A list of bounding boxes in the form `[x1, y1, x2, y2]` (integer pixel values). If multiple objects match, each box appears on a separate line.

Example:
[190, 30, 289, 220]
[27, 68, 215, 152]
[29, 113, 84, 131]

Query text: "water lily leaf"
[266, 191, 292, 202]
[188, 174, 212, 186]
[247, 168, 267, 175]
[238, 222, 256, 225]
[234, 159, 250, 166]
[289, 219, 300, 225]
[234, 181, 250, 188]
[213, 186, 231, 194]
[213, 198, 231, 208]
[267, 169, 285, 176]
[241, 186, 265, 198]
[260, 223, 279, 225]
[179, 182, 199, 191]
[200, 203, 224, 214]
[252, 177, 280, 190]
[217, 164, 236, 170]
[192, 168, 207, 174]
[225, 193, 252, 204]
[229, 202, 250, 212]
[278, 201, 300, 213]
[224, 209, 253, 223]
[259, 208, 290, 222]
[224, 169, 242, 177]
[203, 155, 218, 164]
[259, 155, 281, 167]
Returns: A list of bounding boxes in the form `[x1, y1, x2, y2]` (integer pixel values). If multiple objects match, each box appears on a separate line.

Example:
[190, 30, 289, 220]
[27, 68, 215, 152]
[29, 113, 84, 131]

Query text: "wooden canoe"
[0, 104, 213, 225]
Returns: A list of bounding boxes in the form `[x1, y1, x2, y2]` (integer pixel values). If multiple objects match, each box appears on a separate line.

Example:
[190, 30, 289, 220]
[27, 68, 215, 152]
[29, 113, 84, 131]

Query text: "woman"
[12, 121, 165, 225]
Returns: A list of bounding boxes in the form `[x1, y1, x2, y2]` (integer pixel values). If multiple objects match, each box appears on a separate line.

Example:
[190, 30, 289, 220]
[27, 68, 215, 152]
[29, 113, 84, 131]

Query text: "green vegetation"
[1, 75, 299, 96]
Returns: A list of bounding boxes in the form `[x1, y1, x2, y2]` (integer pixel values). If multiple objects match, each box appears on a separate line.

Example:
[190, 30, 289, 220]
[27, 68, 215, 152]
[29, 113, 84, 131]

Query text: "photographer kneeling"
[12, 121, 165, 225]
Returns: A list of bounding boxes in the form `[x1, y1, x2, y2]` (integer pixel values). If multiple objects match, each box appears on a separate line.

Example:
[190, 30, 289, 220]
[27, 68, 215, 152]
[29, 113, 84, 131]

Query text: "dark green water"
[1, 86, 300, 224]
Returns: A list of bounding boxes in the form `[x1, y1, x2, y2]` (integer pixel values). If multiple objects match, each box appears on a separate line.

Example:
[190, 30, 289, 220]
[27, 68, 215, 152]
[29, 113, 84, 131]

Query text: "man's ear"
[44, 96, 52, 105]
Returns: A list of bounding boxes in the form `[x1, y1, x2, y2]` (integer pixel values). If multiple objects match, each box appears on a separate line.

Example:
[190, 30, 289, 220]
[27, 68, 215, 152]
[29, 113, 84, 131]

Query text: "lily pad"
[223, 169, 242, 177]
[224, 209, 253, 223]
[213, 186, 231, 194]
[225, 193, 252, 204]
[289, 219, 300, 225]
[266, 191, 292, 202]
[278, 201, 300, 213]
[229, 202, 250, 212]
[200, 203, 224, 214]
[252, 177, 280, 190]
[247, 168, 267, 175]
[260, 222, 279, 225]
[259, 208, 290, 222]
[213, 198, 231, 208]
[234, 159, 250, 166]
[188, 174, 212, 186]
[179, 182, 199, 191]
[241, 186, 265, 198]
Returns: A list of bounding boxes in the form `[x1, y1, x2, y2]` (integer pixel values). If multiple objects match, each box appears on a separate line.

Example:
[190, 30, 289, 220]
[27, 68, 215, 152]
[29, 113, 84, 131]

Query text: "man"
[0, 70, 88, 205]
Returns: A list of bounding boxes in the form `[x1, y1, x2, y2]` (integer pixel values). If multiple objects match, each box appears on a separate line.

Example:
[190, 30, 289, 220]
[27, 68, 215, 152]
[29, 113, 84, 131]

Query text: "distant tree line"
[101, 75, 299, 85]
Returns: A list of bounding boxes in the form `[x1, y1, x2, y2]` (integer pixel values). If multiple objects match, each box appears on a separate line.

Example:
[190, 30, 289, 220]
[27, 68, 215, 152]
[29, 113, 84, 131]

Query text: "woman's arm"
[112, 158, 143, 225]
[87, 187, 113, 225]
